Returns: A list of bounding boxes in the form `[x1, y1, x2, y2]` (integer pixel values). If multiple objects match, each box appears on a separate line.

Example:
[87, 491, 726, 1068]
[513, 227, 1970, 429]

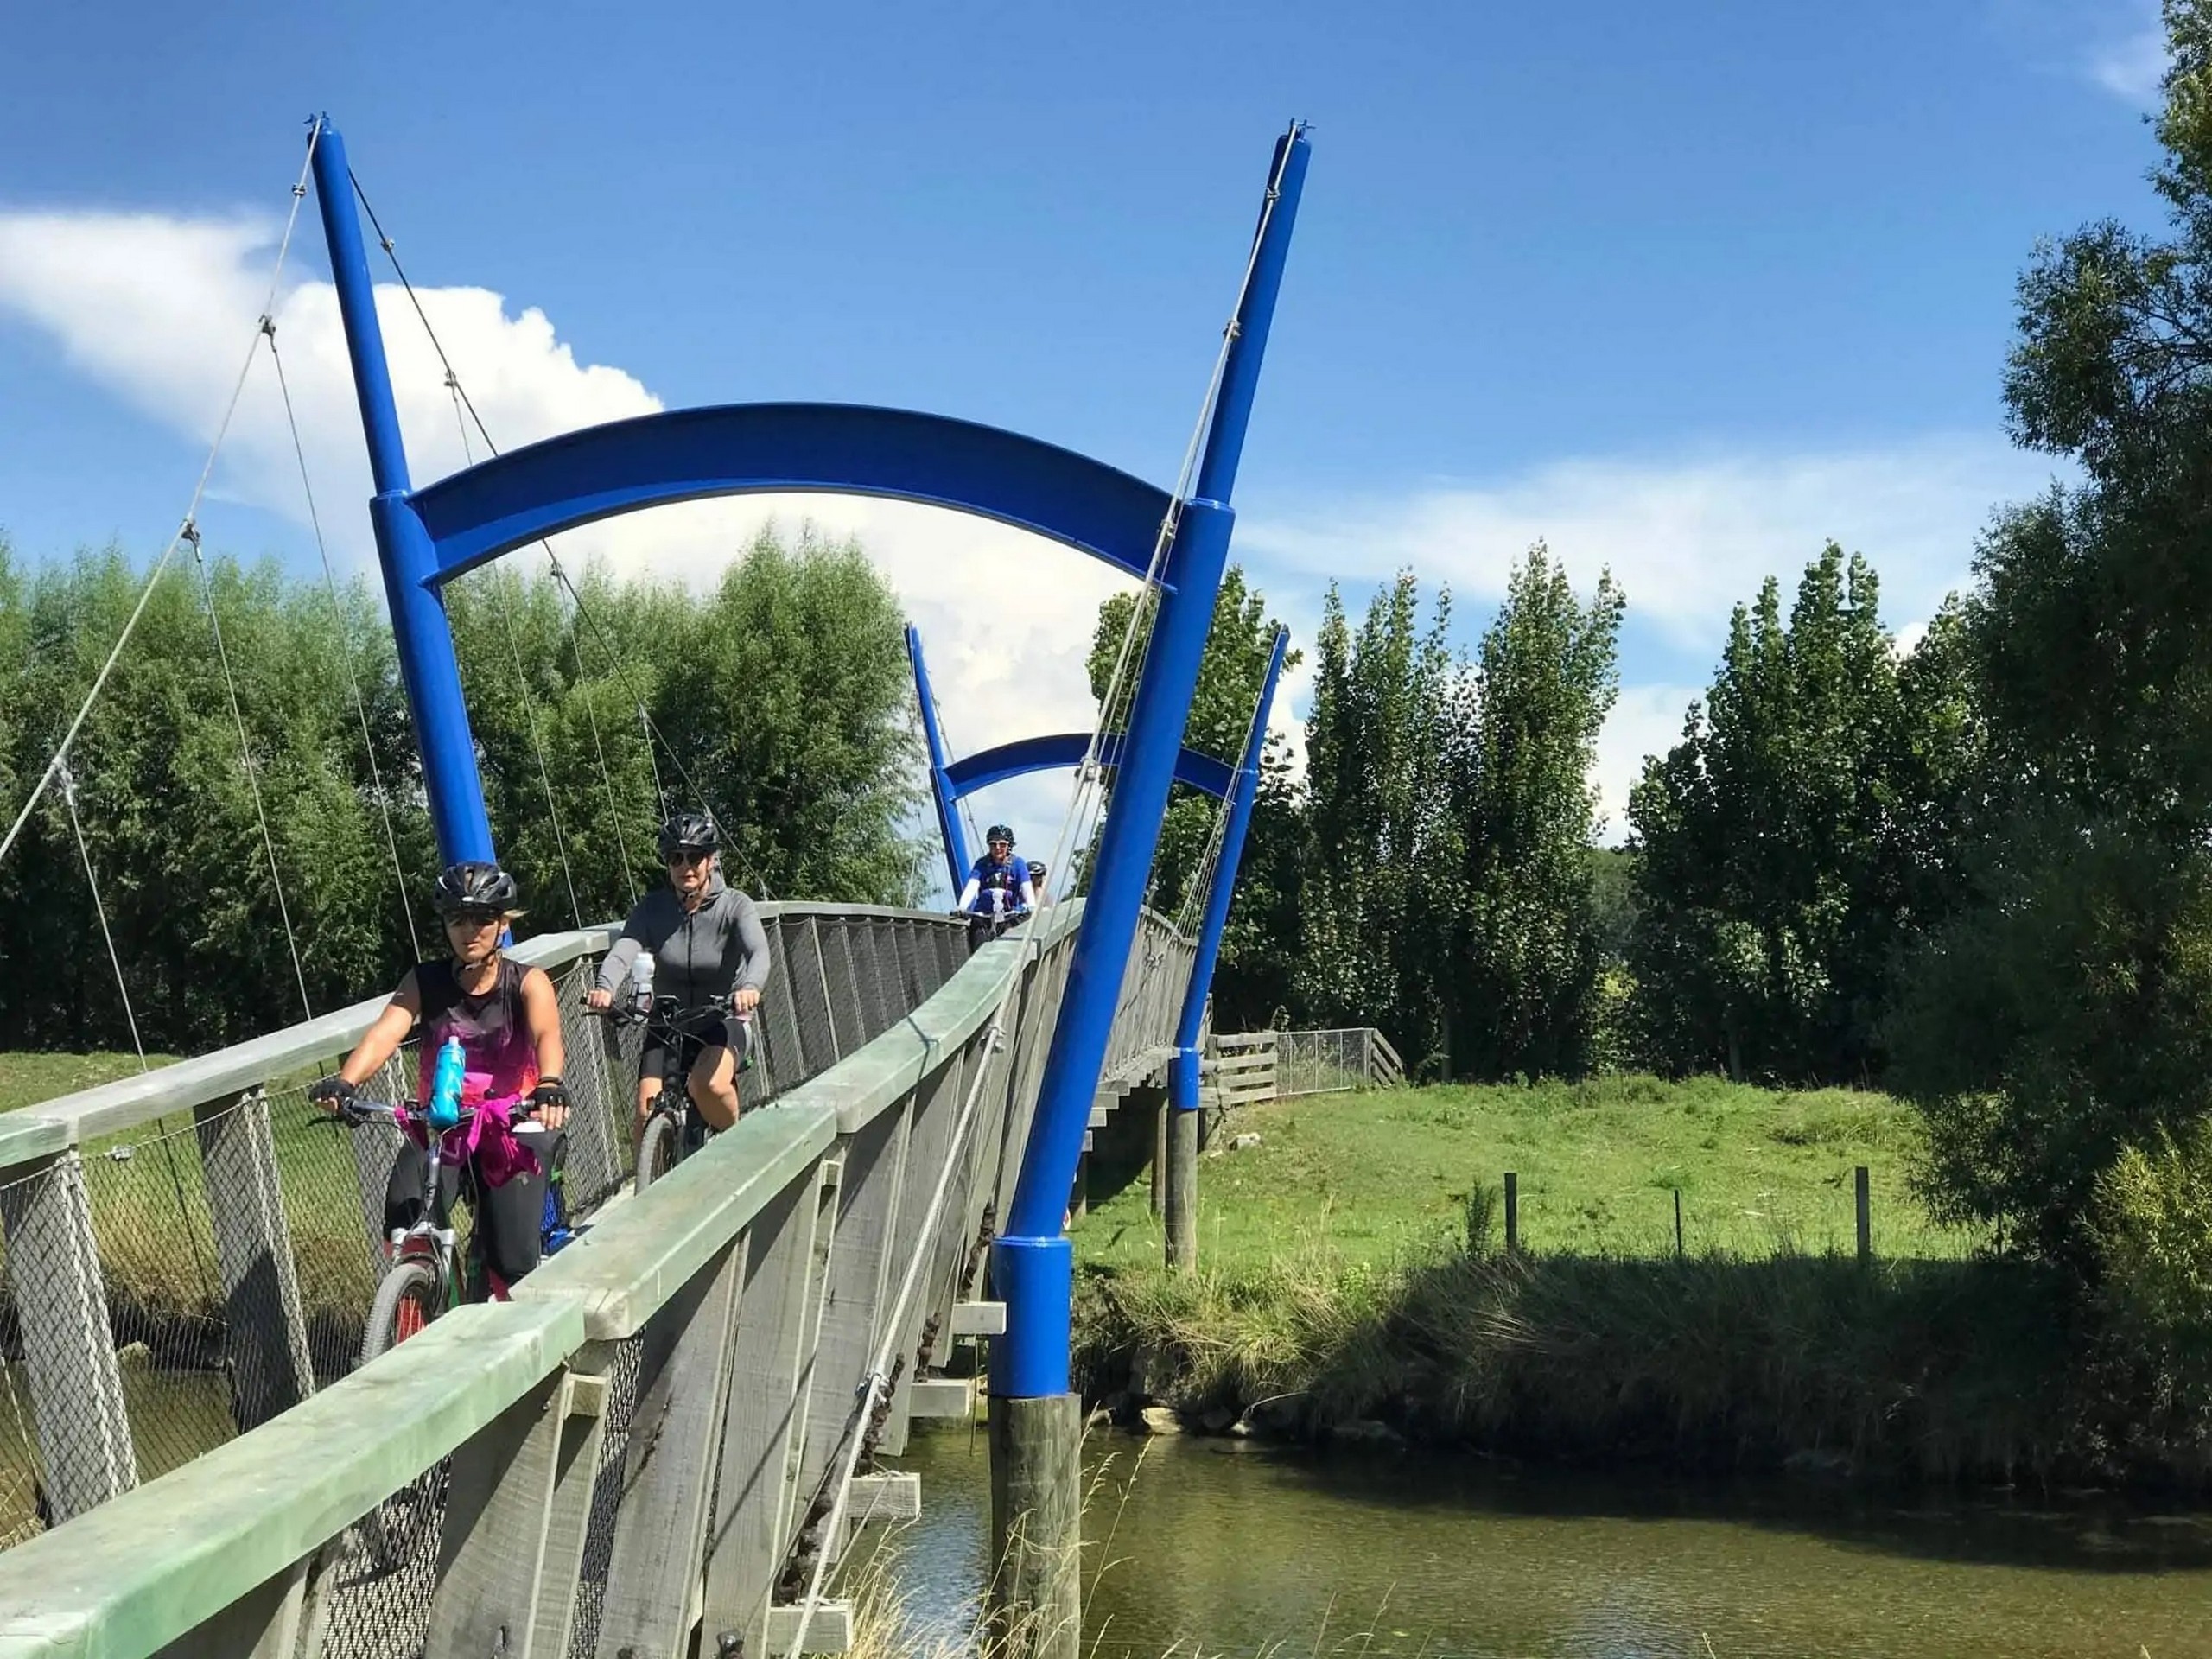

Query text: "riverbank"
[1069, 1077, 2212, 1491]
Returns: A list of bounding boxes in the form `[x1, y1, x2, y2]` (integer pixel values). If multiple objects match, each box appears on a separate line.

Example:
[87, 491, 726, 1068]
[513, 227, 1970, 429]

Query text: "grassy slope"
[0, 1052, 174, 1115]
[1074, 1074, 1976, 1274]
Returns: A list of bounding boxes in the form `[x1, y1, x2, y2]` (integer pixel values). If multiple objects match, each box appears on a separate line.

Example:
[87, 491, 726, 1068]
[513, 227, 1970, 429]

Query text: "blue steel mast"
[991, 123, 1310, 1398]
[309, 118, 496, 867]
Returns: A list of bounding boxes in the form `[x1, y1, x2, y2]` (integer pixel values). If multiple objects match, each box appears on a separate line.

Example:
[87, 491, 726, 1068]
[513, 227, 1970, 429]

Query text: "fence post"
[1855, 1166, 1872, 1266]
[1503, 1172, 1519, 1257]
[1674, 1188, 1684, 1262]
[192, 1088, 317, 1428]
[0, 1150, 137, 1521]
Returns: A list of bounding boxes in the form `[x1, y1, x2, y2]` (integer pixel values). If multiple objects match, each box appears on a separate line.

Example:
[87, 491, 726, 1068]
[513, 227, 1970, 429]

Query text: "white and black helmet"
[432, 861, 521, 918]
[658, 811, 720, 861]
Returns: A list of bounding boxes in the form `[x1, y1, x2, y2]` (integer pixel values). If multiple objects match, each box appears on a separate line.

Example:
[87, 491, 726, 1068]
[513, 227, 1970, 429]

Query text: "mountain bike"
[331, 1093, 572, 1569]
[593, 996, 754, 1192]
[336, 1096, 574, 1363]
[958, 906, 1030, 950]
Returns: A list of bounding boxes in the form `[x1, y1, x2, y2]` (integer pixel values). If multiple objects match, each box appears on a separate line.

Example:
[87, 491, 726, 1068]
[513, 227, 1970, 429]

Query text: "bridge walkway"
[0, 897, 1192, 1659]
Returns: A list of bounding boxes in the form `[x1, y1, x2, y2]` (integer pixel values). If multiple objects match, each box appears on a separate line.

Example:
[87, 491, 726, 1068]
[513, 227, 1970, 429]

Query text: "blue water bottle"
[428, 1036, 466, 1128]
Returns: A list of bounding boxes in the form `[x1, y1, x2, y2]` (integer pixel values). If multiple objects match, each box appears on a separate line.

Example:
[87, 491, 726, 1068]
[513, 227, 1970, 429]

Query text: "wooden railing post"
[591, 1236, 751, 1657]
[702, 1161, 839, 1659]
[423, 1368, 609, 1659]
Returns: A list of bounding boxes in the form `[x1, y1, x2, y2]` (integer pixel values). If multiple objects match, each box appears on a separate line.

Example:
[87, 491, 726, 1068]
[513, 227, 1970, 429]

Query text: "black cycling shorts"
[640, 1016, 749, 1086]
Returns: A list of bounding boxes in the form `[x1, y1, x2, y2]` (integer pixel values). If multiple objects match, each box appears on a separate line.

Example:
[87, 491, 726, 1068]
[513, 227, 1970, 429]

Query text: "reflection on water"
[887, 1429, 2212, 1658]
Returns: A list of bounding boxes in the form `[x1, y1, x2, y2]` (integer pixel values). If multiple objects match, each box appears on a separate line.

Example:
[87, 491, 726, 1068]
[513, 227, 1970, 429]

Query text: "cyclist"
[957, 824, 1036, 945]
[1027, 860, 1050, 905]
[587, 811, 769, 1133]
[308, 861, 570, 1297]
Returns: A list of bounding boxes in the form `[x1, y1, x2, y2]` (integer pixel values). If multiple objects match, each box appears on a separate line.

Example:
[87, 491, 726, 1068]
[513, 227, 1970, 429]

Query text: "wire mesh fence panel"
[566, 1337, 645, 1659]
[1276, 1028, 1375, 1098]
[0, 1168, 50, 1550]
[316, 1455, 454, 1659]
[755, 921, 808, 1101]
[77, 1113, 239, 1483]
[264, 1082, 388, 1394]
[827, 919, 876, 1051]
[550, 959, 631, 1211]
[784, 919, 842, 1076]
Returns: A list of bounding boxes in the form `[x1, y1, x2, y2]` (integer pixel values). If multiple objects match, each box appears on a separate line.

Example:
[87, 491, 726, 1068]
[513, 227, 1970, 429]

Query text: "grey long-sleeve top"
[595, 871, 771, 1009]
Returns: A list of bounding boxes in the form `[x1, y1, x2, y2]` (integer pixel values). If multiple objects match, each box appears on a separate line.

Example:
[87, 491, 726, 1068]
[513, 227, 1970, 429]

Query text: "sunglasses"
[446, 908, 504, 929]
[667, 849, 712, 867]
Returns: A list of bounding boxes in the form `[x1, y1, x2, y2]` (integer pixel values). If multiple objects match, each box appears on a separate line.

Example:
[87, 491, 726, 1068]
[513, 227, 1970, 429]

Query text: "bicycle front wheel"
[360, 1257, 443, 1367]
[636, 1109, 680, 1193]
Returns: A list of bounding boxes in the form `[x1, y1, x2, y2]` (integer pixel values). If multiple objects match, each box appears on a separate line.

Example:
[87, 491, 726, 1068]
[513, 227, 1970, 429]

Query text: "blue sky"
[0, 0, 2172, 868]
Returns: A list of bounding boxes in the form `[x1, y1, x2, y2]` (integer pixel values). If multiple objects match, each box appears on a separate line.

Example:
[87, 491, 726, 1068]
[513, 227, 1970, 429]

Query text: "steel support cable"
[0, 134, 325, 874]
[348, 166, 776, 901]
[449, 386, 585, 926]
[188, 531, 316, 1021]
[59, 762, 222, 1309]
[788, 136, 1300, 1650]
[575, 627, 641, 907]
[264, 325, 423, 958]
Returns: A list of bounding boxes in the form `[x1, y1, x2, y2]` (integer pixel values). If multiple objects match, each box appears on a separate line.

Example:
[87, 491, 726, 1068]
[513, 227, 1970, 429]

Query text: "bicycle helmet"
[432, 861, 521, 918]
[1027, 861, 1046, 883]
[986, 823, 1015, 847]
[658, 811, 721, 860]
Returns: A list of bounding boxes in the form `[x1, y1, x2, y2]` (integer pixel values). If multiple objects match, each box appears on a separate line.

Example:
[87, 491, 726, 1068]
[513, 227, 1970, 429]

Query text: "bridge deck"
[0, 899, 1193, 1659]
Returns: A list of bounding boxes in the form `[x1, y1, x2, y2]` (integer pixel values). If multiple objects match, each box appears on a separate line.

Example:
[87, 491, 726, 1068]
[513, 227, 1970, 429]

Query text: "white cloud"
[1240, 437, 2063, 655]
[0, 208, 1138, 904]
[1592, 683, 1700, 847]
[2089, 12, 2168, 102]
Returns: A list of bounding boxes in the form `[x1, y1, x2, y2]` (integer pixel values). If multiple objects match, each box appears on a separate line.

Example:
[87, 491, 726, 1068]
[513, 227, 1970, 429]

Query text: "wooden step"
[846, 1470, 922, 1521]
[907, 1376, 976, 1419]
[950, 1299, 1006, 1337]
[766, 1600, 852, 1654]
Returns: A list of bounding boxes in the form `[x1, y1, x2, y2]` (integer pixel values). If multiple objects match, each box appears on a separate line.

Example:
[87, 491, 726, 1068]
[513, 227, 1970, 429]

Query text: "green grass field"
[0, 1052, 171, 1116]
[1074, 1073, 1979, 1273]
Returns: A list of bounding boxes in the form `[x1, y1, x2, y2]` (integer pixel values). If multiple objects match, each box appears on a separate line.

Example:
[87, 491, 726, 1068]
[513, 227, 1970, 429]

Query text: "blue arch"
[944, 733, 1234, 803]
[407, 402, 1176, 584]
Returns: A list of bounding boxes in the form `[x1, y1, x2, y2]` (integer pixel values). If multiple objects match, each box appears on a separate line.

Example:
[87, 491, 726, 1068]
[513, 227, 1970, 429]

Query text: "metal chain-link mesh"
[0, 1166, 48, 1549]
[80, 1113, 235, 1483]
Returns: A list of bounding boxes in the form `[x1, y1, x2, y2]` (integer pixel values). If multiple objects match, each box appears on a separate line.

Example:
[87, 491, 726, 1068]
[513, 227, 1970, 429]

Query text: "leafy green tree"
[1628, 544, 1956, 1083]
[1294, 573, 1459, 1066]
[1886, 0, 2212, 1262]
[1439, 545, 1624, 1078]
[1082, 565, 1301, 1020]
[0, 524, 929, 1052]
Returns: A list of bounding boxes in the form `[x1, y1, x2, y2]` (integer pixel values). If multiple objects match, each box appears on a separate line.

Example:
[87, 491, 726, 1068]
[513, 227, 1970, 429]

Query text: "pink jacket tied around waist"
[405, 1071, 542, 1188]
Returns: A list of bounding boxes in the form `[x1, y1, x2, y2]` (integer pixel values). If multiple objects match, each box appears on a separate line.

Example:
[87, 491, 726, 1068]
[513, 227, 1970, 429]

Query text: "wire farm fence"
[1203, 1027, 1403, 1114]
[0, 902, 1001, 1551]
[0, 898, 1193, 1659]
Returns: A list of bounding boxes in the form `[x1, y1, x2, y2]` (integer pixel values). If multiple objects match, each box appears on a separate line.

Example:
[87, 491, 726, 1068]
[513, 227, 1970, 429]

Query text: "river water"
[885, 1428, 2212, 1658]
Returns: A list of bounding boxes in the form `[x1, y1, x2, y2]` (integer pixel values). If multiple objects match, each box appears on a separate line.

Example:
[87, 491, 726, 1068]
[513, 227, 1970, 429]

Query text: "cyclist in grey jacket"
[588, 812, 770, 1130]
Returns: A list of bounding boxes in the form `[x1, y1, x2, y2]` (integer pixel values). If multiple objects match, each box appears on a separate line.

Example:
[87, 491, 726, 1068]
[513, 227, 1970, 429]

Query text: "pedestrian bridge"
[0, 899, 1192, 1659]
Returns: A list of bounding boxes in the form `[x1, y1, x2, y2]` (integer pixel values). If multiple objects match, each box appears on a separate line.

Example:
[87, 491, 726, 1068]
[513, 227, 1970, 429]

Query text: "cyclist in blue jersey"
[956, 824, 1036, 945]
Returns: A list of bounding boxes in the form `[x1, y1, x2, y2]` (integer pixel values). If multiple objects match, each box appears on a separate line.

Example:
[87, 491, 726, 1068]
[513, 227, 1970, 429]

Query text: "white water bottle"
[630, 949, 656, 1014]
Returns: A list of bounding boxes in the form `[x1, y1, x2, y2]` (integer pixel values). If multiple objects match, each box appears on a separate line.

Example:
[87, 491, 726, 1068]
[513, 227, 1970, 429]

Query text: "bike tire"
[354, 1257, 447, 1571]
[636, 1109, 680, 1193]
[360, 1256, 443, 1366]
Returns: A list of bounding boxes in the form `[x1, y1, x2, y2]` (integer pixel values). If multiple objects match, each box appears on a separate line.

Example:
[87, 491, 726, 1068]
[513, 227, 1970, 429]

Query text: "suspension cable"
[188, 531, 315, 1020]
[60, 760, 224, 1310]
[0, 128, 322, 874]
[575, 628, 641, 907]
[785, 130, 1300, 1649]
[448, 385, 585, 926]
[58, 761, 149, 1073]
[264, 323, 423, 957]
[350, 165, 776, 900]
[0, 130, 325, 875]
